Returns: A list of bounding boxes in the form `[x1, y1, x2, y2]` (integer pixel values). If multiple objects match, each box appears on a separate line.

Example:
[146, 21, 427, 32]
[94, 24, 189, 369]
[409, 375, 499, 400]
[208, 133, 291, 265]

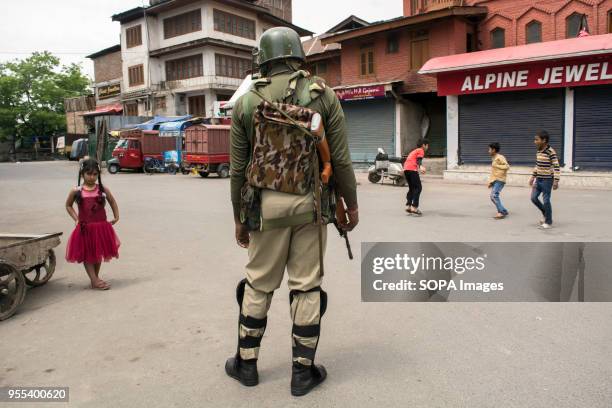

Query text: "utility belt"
[240, 182, 336, 232]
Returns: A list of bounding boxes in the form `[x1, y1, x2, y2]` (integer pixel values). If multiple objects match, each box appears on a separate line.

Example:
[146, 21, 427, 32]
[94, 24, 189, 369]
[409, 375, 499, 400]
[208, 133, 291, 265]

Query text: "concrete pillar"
[398, 99, 423, 156]
[563, 87, 574, 170]
[446, 95, 459, 169]
[395, 100, 402, 157]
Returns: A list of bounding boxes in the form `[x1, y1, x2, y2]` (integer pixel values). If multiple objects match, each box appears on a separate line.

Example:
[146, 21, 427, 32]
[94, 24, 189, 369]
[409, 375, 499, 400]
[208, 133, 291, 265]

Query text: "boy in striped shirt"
[529, 130, 560, 229]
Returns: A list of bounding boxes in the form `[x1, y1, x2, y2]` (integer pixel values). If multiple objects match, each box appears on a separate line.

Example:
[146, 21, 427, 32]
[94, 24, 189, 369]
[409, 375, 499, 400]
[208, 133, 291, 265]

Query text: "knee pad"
[236, 278, 248, 308]
[289, 286, 327, 322]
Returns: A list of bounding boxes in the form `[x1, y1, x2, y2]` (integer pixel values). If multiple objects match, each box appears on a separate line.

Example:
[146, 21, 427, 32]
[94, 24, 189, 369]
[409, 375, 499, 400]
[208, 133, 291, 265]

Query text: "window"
[609, 11, 612, 33]
[126, 25, 142, 48]
[360, 45, 375, 76]
[143, 98, 151, 112]
[387, 35, 399, 54]
[311, 62, 328, 76]
[410, 30, 429, 70]
[154, 96, 166, 110]
[188, 95, 205, 116]
[128, 65, 144, 86]
[490, 28, 505, 49]
[213, 9, 256, 40]
[165, 54, 203, 81]
[566, 13, 583, 38]
[163, 9, 201, 39]
[215, 54, 251, 79]
[526, 20, 542, 44]
[466, 32, 475, 52]
[125, 103, 138, 116]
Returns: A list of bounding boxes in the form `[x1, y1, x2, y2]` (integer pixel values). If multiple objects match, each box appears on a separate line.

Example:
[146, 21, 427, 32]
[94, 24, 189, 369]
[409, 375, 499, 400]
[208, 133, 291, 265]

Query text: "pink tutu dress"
[66, 185, 120, 264]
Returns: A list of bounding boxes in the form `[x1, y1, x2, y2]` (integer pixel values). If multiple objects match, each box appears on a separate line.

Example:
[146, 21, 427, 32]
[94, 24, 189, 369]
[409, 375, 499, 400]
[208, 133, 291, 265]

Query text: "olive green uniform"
[230, 72, 357, 365]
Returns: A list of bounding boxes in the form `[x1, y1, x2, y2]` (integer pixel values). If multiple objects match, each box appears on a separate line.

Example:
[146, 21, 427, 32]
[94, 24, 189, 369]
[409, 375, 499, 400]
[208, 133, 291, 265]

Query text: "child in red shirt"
[404, 139, 429, 216]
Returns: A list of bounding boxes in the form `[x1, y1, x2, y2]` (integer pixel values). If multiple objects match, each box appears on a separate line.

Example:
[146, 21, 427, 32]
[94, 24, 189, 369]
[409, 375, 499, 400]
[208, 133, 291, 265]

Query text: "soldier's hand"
[341, 207, 359, 231]
[235, 223, 250, 248]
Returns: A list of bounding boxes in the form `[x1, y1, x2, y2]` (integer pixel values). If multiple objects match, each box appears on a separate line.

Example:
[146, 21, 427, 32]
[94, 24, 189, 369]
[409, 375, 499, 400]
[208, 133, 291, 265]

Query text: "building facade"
[421, 33, 612, 186]
[321, 0, 612, 164]
[112, 0, 309, 119]
[86, 45, 123, 113]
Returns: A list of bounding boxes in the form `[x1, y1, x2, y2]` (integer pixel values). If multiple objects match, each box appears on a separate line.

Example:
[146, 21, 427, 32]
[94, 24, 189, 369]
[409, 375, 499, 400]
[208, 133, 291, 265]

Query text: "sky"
[0, 0, 402, 79]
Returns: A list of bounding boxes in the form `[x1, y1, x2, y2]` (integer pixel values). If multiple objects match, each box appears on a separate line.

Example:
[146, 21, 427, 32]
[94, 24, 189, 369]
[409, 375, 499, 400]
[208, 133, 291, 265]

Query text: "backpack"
[246, 100, 318, 195]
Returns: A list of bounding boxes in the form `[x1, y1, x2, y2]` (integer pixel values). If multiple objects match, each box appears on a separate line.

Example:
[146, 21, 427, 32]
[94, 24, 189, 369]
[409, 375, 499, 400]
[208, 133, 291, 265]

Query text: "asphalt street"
[0, 161, 611, 408]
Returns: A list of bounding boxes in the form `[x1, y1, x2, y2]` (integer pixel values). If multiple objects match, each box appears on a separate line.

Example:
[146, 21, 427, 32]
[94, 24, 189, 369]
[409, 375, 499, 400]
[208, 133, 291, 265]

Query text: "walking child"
[487, 142, 510, 219]
[529, 130, 560, 229]
[404, 139, 429, 216]
[65, 158, 120, 290]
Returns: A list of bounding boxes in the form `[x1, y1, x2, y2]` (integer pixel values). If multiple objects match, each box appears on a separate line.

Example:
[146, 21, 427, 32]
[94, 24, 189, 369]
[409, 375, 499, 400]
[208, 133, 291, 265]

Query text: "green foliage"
[0, 51, 90, 143]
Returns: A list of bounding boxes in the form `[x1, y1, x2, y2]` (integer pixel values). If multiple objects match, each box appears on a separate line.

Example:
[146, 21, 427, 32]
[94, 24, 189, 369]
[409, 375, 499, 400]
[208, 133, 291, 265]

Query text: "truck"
[107, 129, 178, 174]
[182, 124, 230, 178]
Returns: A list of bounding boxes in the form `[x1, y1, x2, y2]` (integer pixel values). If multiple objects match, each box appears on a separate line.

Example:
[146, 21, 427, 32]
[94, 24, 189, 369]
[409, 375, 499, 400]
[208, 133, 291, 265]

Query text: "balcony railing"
[154, 75, 243, 92]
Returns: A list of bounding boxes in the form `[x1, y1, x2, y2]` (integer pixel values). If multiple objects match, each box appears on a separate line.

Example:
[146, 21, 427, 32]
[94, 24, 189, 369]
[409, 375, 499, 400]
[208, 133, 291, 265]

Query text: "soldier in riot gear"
[225, 27, 358, 396]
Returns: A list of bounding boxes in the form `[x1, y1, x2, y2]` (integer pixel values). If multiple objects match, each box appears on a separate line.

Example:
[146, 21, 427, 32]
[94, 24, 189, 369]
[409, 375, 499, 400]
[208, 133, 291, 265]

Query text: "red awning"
[420, 34, 612, 75]
[82, 103, 123, 116]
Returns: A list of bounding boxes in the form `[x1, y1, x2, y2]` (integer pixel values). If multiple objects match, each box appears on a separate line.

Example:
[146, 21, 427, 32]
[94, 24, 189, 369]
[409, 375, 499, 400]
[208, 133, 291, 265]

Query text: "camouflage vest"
[245, 71, 322, 196]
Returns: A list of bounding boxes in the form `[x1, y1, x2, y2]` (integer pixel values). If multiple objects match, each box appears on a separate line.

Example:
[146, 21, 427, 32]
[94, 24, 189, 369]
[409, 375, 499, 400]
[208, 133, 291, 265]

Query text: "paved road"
[1, 161, 611, 407]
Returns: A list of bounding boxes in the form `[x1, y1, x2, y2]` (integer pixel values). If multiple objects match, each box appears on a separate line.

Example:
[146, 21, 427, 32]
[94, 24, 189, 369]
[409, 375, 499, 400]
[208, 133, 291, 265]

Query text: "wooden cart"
[0, 233, 62, 321]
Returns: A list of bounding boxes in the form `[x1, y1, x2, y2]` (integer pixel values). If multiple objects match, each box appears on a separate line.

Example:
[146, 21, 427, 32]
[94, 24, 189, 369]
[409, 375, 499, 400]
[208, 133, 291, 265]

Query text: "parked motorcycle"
[143, 152, 179, 175]
[368, 148, 406, 186]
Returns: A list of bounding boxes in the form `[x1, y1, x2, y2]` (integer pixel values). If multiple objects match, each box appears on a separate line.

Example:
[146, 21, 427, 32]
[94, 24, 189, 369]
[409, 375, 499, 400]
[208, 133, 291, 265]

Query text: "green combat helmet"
[257, 27, 305, 66]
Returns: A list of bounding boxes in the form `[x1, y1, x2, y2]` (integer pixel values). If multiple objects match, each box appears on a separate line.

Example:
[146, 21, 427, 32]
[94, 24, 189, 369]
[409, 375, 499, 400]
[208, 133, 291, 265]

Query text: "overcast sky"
[0, 0, 402, 79]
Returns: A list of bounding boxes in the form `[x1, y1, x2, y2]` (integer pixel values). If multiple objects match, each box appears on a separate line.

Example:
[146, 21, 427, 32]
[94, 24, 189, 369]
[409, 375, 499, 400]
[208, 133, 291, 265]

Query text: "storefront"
[334, 83, 398, 163]
[420, 34, 612, 180]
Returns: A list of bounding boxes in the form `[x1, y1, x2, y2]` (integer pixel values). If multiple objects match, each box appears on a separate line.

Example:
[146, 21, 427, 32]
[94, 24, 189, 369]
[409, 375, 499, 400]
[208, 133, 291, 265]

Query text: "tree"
[0, 52, 90, 145]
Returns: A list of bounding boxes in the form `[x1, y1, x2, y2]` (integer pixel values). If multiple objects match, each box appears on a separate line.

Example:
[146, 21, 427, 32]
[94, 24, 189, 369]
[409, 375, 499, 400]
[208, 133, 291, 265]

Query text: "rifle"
[334, 195, 353, 260]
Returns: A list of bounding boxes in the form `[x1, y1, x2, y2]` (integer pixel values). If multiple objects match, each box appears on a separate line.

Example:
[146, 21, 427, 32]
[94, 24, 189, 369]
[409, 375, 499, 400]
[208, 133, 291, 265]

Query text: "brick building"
[321, 0, 612, 164]
[111, 0, 310, 118]
[86, 45, 123, 115]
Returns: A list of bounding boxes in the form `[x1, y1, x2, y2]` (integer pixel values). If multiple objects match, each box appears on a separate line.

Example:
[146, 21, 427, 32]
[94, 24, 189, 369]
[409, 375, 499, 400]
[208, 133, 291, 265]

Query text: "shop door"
[459, 89, 564, 165]
[342, 98, 395, 163]
[574, 85, 612, 170]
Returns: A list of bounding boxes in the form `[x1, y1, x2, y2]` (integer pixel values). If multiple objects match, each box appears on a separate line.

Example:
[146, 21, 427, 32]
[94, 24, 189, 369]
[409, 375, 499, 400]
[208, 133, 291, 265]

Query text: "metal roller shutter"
[459, 89, 564, 165]
[342, 98, 395, 163]
[574, 85, 612, 170]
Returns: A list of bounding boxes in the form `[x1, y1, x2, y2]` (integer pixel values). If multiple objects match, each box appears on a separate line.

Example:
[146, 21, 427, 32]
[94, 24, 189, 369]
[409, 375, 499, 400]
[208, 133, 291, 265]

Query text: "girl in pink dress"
[65, 158, 120, 290]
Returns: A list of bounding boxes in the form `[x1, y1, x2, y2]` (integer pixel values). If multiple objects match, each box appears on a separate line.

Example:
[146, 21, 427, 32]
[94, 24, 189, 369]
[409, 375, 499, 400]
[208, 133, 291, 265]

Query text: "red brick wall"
[305, 55, 342, 87]
[339, 0, 612, 93]
[338, 18, 469, 93]
[471, 0, 612, 49]
[93, 51, 122, 83]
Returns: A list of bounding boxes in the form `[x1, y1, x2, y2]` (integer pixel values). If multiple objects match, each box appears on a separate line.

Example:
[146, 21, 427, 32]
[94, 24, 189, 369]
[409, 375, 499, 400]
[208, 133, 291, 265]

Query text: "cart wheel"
[0, 260, 26, 321]
[23, 250, 56, 287]
[217, 164, 230, 179]
[168, 165, 177, 175]
[393, 177, 407, 187]
[181, 168, 190, 175]
[199, 171, 209, 178]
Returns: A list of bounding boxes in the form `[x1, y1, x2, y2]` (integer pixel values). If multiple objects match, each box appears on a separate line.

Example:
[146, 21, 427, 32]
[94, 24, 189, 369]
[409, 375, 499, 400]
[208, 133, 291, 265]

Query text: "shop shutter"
[342, 98, 395, 163]
[459, 89, 564, 165]
[574, 85, 612, 170]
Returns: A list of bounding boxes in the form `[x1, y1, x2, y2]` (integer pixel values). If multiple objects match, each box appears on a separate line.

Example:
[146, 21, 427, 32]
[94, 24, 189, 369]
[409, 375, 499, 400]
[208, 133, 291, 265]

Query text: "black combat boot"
[225, 355, 259, 387]
[290, 362, 327, 396]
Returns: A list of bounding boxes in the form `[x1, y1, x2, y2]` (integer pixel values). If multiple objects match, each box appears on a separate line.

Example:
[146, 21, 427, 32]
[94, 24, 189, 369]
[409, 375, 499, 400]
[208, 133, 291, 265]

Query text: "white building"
[112, 0, 310, 118]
